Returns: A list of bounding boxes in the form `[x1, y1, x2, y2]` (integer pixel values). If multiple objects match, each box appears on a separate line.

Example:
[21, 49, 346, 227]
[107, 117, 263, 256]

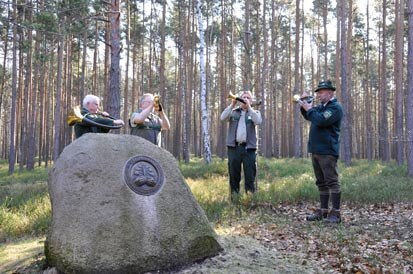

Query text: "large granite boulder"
[45, 134, 222, 274]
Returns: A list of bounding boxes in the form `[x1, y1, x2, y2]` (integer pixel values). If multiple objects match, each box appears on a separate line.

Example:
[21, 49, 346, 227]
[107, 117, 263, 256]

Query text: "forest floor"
[2, 202, 412, 274]
[175, 202, 413, 274]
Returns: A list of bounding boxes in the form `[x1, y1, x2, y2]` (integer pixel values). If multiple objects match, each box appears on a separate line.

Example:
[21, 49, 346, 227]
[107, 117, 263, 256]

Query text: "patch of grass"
[0, 237, 46, 273]
[185, 157, 413, 222]
[0, 164, 49, 186]
[0, 182, 48, 207]
[179, 157, 228, 179]
[0, 193, 51, 241]
[340, 160, 413, 203]
[0, 161, 51, 242]
[186, 176, 230, 222]
[258, 157, 314, 179]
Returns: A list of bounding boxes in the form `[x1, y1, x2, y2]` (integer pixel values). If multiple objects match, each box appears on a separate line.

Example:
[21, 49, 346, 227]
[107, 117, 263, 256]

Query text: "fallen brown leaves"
[226, 202, 413, 274]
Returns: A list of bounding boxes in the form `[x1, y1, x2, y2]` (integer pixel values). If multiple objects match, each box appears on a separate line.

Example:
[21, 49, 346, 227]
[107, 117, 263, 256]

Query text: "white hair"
[141, 93, 154, 102]
[83, 94, 100, 108]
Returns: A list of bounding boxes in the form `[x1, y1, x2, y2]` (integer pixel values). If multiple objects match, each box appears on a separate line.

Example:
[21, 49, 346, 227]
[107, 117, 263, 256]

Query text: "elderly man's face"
[87, 100, 99, 113]
[240, 92, 252, 106]
[140, 97, 154, 108]
[316, 89, 334, 104]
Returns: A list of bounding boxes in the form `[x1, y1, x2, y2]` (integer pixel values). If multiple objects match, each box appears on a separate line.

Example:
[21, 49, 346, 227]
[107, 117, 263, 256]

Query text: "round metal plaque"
[123, 156, 164, 196]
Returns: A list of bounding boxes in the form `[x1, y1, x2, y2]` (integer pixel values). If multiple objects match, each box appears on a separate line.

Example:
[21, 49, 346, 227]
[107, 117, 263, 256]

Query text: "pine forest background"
[1, 0, 413, 175]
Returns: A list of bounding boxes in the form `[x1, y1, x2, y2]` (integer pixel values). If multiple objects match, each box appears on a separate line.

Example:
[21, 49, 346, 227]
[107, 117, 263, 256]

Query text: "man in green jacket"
[74, 94, 125, 138]
[299, 80, 343, 224]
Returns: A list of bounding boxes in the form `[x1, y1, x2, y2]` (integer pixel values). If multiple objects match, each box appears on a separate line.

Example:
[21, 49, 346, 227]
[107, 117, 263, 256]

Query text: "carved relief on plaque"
[124, 156, 164, 196]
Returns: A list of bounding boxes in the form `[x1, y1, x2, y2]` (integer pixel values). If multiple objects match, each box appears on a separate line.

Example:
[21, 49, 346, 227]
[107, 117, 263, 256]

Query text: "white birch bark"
[196, 0, 211, 164]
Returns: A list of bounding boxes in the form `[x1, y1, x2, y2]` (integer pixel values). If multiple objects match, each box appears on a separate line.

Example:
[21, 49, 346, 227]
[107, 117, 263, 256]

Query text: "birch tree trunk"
[196, 0, 211, 164]
[293, 0, 301, 158]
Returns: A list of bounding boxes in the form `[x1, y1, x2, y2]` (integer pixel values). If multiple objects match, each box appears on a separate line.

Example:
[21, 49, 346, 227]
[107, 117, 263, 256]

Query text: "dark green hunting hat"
[315, 80, 336, 92]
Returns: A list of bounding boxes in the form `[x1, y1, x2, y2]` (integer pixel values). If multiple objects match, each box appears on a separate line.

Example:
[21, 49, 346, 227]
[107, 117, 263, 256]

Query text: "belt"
[235, 142, 246, 146]
[136, 125, 161, 131]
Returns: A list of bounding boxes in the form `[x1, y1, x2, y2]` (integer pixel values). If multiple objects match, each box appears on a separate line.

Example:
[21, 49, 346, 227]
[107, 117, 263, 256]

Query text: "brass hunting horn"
[228, 92, 262, 107]
[292, 94, 314, 104]
[67, 105, 123, 130]
[228, 92, 246, 104]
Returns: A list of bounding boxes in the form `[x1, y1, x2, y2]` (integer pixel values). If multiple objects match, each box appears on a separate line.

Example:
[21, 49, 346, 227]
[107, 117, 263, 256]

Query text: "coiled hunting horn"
[67, 105, 123, 130]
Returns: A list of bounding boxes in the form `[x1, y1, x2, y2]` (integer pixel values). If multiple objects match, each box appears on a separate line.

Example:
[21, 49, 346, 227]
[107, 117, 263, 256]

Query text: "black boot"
[331, 192, 341, 210]
[320, 193, 330, 209]
[230, 191, 240, 204]
[325, 208, 341, 224]
[306, 208, 328, 221]
[306, 193, 329, 221]
[325, 192, 342, 223]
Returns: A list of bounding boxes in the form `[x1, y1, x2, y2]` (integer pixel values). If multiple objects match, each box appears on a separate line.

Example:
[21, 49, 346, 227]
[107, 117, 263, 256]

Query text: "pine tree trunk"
[8, 0, 18, 175]
[340, 0, 352, 165]
[123, 0, 130, 134]
[394, 0, 405, 165]
[379, 0, 390, 162]
[107, 0, 121, 126]
[406, 0, 413, 176]
[365, 1, 373, 161]
[27, 20, 40, 170]
[53, 36, 64, 161]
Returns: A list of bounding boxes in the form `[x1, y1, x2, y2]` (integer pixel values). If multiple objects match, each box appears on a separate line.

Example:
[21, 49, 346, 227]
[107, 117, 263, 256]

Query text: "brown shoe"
[306, 208, 328, 221]
[325, 209, 341, 224]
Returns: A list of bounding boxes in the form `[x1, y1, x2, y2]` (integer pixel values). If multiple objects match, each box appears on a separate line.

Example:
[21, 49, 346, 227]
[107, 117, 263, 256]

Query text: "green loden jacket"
[74, 108, 115, 138]
[300, 98, 343, 157]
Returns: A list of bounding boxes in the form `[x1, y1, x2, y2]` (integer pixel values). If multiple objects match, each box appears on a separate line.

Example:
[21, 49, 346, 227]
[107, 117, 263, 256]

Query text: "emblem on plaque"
[124, 156, 164, 196]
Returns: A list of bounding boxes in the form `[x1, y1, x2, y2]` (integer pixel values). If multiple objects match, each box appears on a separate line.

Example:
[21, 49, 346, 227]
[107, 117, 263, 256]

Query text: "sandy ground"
[168, 234, 322, 274]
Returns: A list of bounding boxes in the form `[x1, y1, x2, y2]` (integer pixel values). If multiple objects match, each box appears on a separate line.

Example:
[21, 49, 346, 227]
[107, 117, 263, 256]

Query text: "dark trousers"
[311, 154, 340, 194]
[227, 146, 257, 194]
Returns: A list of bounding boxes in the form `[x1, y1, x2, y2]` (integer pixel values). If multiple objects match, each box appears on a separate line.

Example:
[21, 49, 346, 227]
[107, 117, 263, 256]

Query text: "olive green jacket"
[300, 98, 343, 156]
[74, 108, 114, 138]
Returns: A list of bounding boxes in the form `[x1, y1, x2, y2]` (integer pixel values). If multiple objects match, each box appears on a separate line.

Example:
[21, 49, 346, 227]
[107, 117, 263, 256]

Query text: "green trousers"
[311, 154, 340, 194]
